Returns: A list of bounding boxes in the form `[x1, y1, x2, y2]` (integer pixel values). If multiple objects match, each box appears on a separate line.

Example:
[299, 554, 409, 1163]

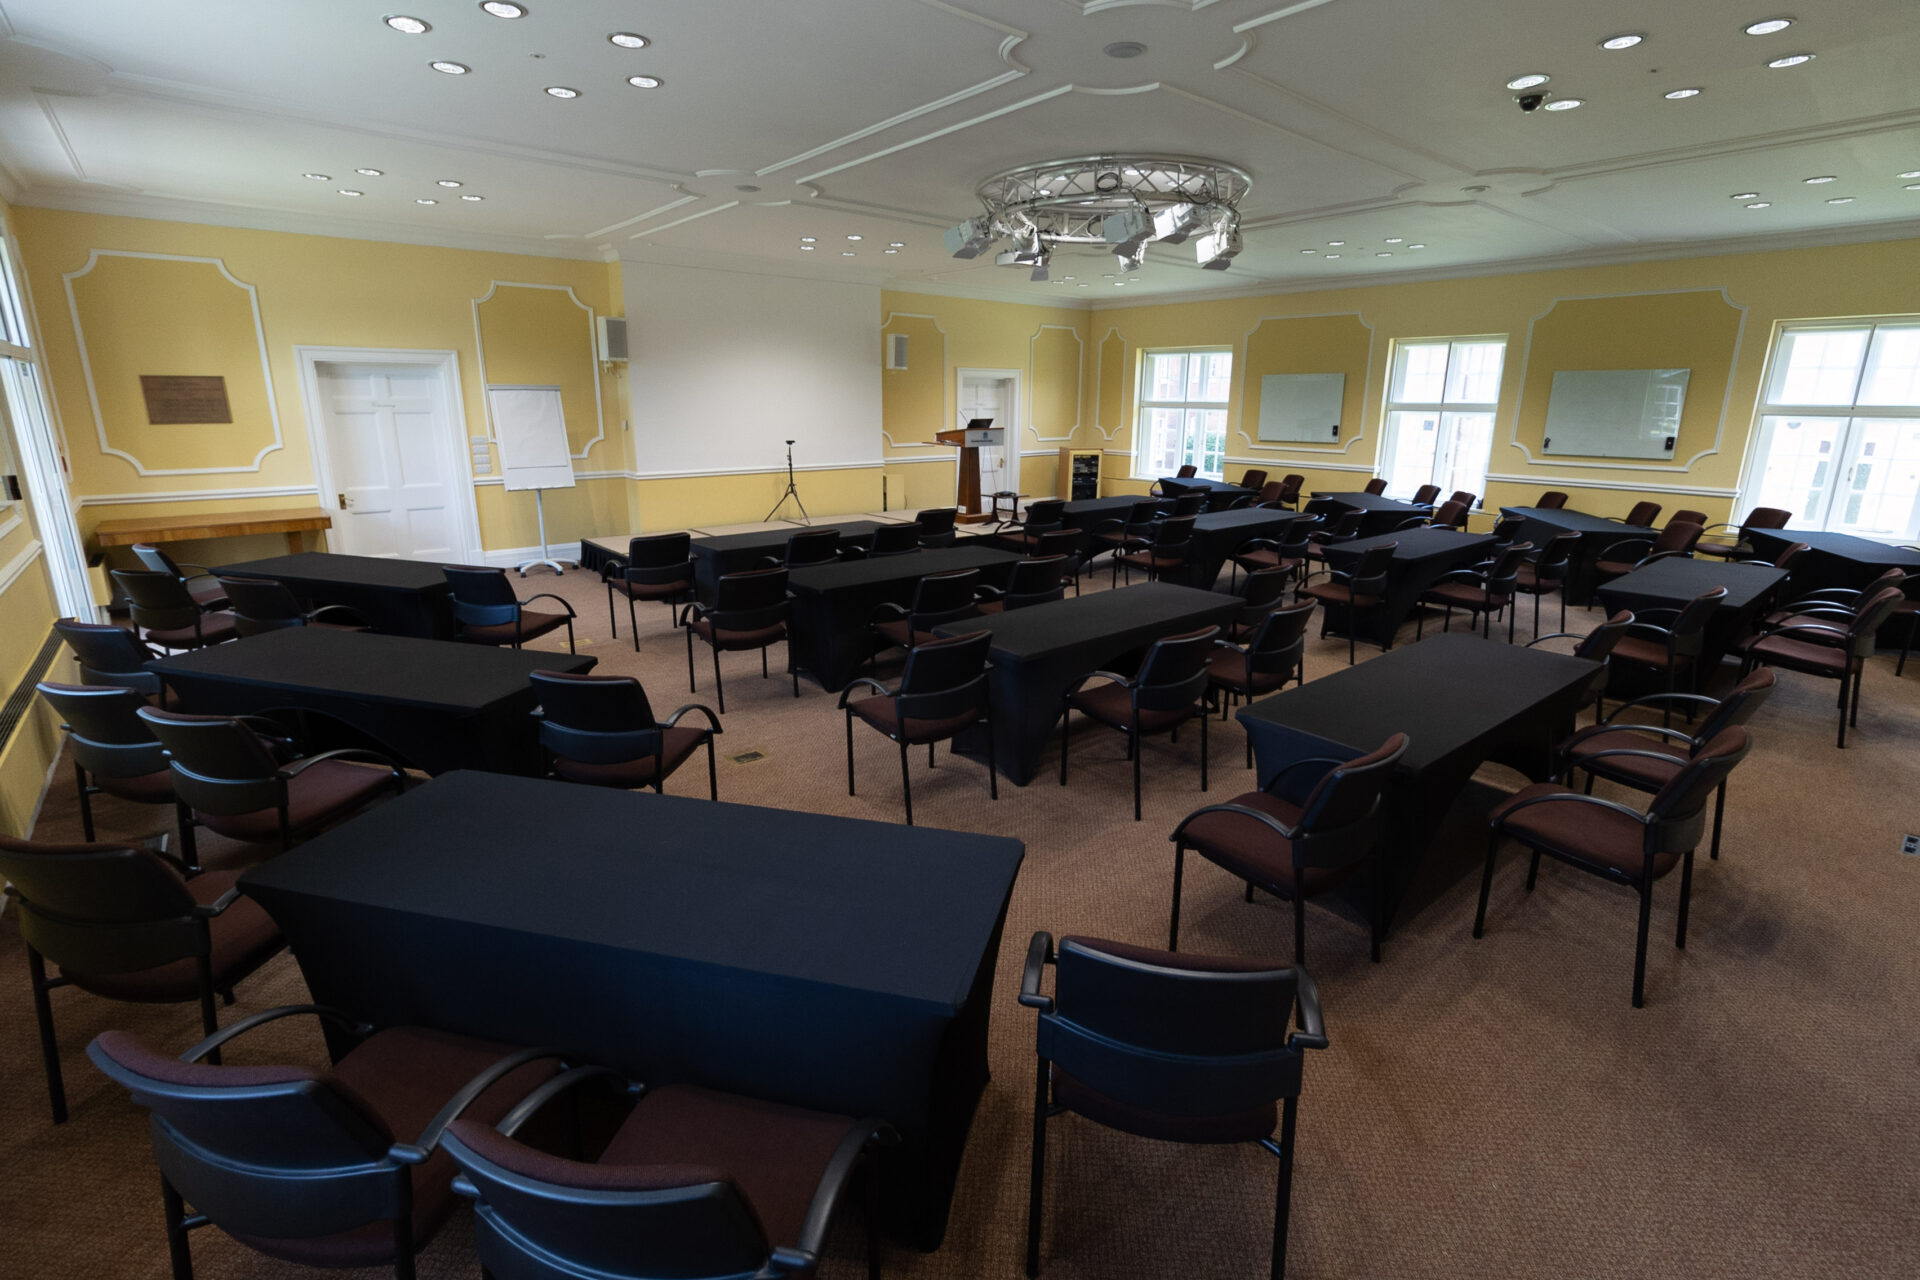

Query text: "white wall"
[623, 262, 882, 477]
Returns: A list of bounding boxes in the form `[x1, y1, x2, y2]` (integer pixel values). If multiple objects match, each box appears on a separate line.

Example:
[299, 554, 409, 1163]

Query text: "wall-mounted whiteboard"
[1542, 369, 1690, 459]
[1257, 373, 1345, 444]
[486, 385, 577, 492]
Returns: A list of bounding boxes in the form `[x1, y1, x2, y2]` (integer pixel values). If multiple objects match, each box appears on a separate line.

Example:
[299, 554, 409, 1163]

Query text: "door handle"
[337, 493, 351, 509]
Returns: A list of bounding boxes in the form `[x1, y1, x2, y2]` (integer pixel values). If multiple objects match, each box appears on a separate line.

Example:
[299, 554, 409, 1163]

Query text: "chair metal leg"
[1168, 845, 1185, 949]
[1676, 847, 1696, 949]
[563, 618, 575, 656]
[1292, 894, 1306, 966]
[1836, 667, 1849, 748]
[74, 762, 95, 842]
[160, 1176, 195, 1280]
[1632, 880, 1653, 1008]
[845, 712, 857, 796]
[1025, 1055, 1049, 1278]
[986, 718, 999, 801]
[1526, 848, 1542, 890]
[1370, 858, 1385, 963]
[712, 645, 726, 714]
[686, 625, 697, 693]
[197, 956, 221, 1065]
[899, 738, 914, 827]
[1058, 707, 1070, 785]
[1850, 657, 1864, 727]
[393, 1210, 417, 1280]
[1199, 704, 1209, 794]
[177, 808, 200, 873]
[1710, 782, 1725, 860]
[27, 947, 66, 1124]
[1272, 1097, 1299, 1280]
[605, 584, 617, 639]
[1473, 828, 1500, 938]
[627, 596, 640, 652]
[1132, 728, 1142, 820]
[705, 736, 719, 801]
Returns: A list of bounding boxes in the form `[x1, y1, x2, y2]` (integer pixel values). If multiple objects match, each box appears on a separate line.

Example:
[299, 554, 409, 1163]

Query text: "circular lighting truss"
[949, 154, 1252, 278]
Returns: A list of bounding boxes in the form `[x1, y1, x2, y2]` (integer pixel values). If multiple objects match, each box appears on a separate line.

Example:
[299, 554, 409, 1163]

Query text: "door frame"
[294, 346, 482, 563]
[955, 366, 1021, 500]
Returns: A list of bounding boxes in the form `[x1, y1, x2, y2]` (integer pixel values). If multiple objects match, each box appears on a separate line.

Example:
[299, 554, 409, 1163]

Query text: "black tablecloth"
[1160, 477, 1253, 510]
[787, 546, 1022, 691]
[215, 552, 456, 639]
[1745, 530, 1920, 649]
[935, 583, 1243, 785]
[1238, 634, 1599, 930]
[1498, 506, 1637, 605]
[1318, 529, 1497, 645]
[689, 521, 882, 602]
[1177, 508, 1307, 589]
[1598, 556, 1789, 680]
[1306, 491, 1431, 536]
[147, 628, 594, 775]
[239, 771, 1023, 1248]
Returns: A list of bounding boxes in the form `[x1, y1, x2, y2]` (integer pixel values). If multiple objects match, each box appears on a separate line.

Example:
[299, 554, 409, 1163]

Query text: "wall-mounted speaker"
[885, 332, 909, 371]
[596, 315, 629, 363]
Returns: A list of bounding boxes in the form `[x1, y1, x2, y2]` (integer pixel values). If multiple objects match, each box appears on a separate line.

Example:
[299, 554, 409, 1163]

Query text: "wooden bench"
[93, 505, 333, 555]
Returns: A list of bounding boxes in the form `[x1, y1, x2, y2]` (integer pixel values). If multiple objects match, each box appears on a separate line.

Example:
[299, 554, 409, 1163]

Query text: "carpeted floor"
[4, 547, 1918, 1279]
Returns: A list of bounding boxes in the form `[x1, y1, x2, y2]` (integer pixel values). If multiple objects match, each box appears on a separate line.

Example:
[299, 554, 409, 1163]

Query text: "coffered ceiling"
[1, 0, 1916, 304]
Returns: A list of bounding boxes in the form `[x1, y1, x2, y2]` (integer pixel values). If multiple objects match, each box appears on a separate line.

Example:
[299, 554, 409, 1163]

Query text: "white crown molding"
[76, 484, 319, 507]
[881, 278, 1094, 310]
[471, 282, 607, 462]
[1234, 310, 1375, 457]
[61, 249, 285, 476]
[0, 538, 45, 595]
[1027, 323, 1083, 442]
[1484, 471, 1738, 499]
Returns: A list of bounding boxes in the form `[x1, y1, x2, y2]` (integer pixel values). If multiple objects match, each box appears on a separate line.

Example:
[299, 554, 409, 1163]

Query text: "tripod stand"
[764, 438, 810, 523]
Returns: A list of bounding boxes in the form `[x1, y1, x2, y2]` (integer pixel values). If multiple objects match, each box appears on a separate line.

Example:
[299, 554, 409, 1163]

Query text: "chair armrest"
[390, 1046, 573, 1165]
[1211, 637, 1249, 655]
[1262, 754, 1351, 796]
[1494, 790, 1647, 830]
[758, 554, 783, 569]
[191, 885, 243, 917]
[1640, 549, 1693, 565]
[787, 1117, 896, 1263]
[1758, 621, 1849, 643]
[836, 677, 895, 710]
[1018, 931, 1055, 1011]
[1792, 587, 1864, 604]
[1170, 801, 1302, 846]
[176, 563, 217, 578]
[1523, 631, 1587, 649]
[1288, 966, 1328, 1052]
[521, 592, 577, 618]
[597, 556, 628, 582]
[182, 1004, 373, 1063]
[1428, 567, 1488, 587]
[660, 703, 724, 733]
[495, 1064, 643, 1138]
[1062, 670, 1132, 699]
[306, 604, 373, 627]
[1777, 603, 1854, 620]
[1623, 620, 1677, 641]
[1580, 747, 1694, 769]
[1597, 536, 1654, 562]
[868, 602, 909, 623]
[281, 747, 406, 779]
[974, 584, 1006, 601]
[1599, 691, 1720, 724]
[683, 601, 711, 624]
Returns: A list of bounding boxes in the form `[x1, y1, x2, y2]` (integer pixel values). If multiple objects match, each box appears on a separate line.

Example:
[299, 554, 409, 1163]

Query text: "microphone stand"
[764, 439, 809, 523]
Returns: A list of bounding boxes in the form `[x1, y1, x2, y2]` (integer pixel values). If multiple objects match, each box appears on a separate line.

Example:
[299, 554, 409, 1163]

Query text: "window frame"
[1133, 346, 1233, 481]
[1376, 335, 1508, 503]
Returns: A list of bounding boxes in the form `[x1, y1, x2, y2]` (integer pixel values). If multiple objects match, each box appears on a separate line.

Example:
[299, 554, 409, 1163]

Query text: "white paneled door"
[314, 362, 461, 560]
[958, 371, 1016, 502]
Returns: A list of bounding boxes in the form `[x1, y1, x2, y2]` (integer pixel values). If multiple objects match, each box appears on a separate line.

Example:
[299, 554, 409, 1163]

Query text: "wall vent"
[596, 315, 629, 363]
[0, 629, 60, 755]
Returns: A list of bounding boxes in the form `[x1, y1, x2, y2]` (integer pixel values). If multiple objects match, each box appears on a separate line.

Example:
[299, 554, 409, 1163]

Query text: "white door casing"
[957, 368, 1019, 504]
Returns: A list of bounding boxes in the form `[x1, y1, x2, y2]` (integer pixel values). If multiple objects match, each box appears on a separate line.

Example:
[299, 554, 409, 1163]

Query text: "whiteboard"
[1542, 369, 1690, 459]
[1257, 373, 1345, 444]
[486, 384, 577, 493]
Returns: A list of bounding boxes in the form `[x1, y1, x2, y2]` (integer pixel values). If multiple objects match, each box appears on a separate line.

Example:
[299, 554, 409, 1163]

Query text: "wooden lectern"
[931, 423, 1005, 523]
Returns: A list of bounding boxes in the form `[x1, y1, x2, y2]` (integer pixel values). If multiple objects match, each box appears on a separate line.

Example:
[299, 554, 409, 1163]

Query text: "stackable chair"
[1018, 932, 1327, 1280]
[976, 555, 1068, 613]
[1362, 478, 1388, 495]
[1168, 734, 1406, 962]
[1115, 515, 1196, 586]
[1298, 541, 1397, 665]
[443, 566, 577, 653]
[1155, 492, 1206, 522]
[1301, 510, 1364, 565]
[1623, 500, 1662, 527]
[87, 1010, 563, 1280]
[1535, 490, 1570, 509]
[1591, 521, 1704, 587]
[1227, 567, 1297, 641]
[1695, 507, 1793, 561]
[1239, 468, 1269, 491]
[216, 577, 372, 637]
[1426, 499, 1471, 530]
[1476, 727, 1753, 1007]
[1032, 529, 1086, 595]
[55, 617, 168, 702]
[600, 533, 695, 649]
[38, 681, 195, 862]
[861, 522, 925, 558]
[1273, 475, 1305, 510]
[133, 542, 228, 610]
[840, 630, 995, 825]
[530, 669, 722, 800]
[1513, 532, 1579, 636]
[1448, 491, 1478, 511]
[1410, 483, 1442, 508]
[1560, 668, 1775, 863]
[138, 708, 408, 852]
[1229, 516, 1318, 592]
[770, 527, 842, 569]
[1487, 515, 1530, 546]
[1668, 509, 1710, 531]
[1060, 627, 1217, 820]
[870, 568, 980, 659]
[1204, 600, 1315, 767]
[996, 498, 1067, 551]
[1738, 585, 1905, 747]
[1524, 611, 1634, 722]
[683, 566, 795, 713]
[1089, 501, 1163, 576]
[915, 507, 959, 548]
[1415, 541, 1531, 641]
[1759, 567, 1900, 633]
[0, 832, 284, 1124]
[112, 569, 238, 652]
[1606, 588, 1725, 719]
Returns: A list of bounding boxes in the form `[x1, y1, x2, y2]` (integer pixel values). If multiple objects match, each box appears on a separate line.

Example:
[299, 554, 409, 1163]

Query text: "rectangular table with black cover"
[1305, 491, 1431, 536]
[148, 627, 594, 775]
[1497, 506, 1636, 605]
[1175, 507, 1307, 588]
[1316, 529, 1497, 646]
[239, 771, 1023, 1249]
[935, 582, 1243, 785]
[787, 545, 1022, 691]
[690, 520, 881, 602]
[1746, 528, 1920, 648]
[1597, 556, 1788, 680]
[1160, 477, 1253, 510]
[1237, 634, 1599, 931]
[214, 551, 456, 639]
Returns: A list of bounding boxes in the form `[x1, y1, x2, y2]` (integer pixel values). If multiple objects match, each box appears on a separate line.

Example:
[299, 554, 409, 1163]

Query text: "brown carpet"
[4, 553, 1918, 1279]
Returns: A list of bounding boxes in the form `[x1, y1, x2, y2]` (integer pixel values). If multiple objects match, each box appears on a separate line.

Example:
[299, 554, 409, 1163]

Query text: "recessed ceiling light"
[800, 236, 816, 243]
[1766, 53, 1814, 68]
[1506, 74, 1550, 91]
[1544, 97, 1584, 111]
[435, 180, 461, 188]
[1062, 276, 1075, 281]
[1328, 240, 1345, 246]
[1103, 41, 1147, 59]
[1408, 243, 1425, 249]
[1300, 249, 1317, 254]
[800, 245, 814, 251]
[1325, 254, 1341, 259]
[416, 198, 437, 205]
[1664, 88, 1702, 99]
[544, 86, 579, 99]
[1601, 33, 1644, 50]
[627, 75, 662, 89]
[884, 249, 898, 254]
[1114, 281, 1126, 286]
[384, 15, 429, 34]
[842, 251, 855, 256]
[355, 168, 383, 177]
[1078, 284, 1088, 288]
[1746, 201, 1771, 209]
[1825, 196, 1855, 204]
[1376, 251, 1392, 257]
[1103, 273, 1115, 278]
[889, 242, 904, 248]
[608, 32, 649, 49]
[479, 1, 526, 17]
[1898, 171, 1920, 180]
[1906, 183, 1920, 191]
[303, 172, 330, 181]
[338, 189, 363, 197]
[461, 194, 483, 201]
[1744, 17, 1793, 36]
[1804, 175, 1837, 184]
[1384, 237, 1404, 244]
[430, 61, 470, 75]
[846, 234, 862, 241]
[1731, 192, 1760, 200]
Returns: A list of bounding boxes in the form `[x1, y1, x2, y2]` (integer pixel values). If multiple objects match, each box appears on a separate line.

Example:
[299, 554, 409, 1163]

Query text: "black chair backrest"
[1644, 728, 1750, 855]
[868, 522, 923, 556]
[1021, 499, 1066, 532]
[1624, 500, 1662, 527]
[443, 565, 522, 628]
[1652, 520, 1704, 556]
[915, 508, 958, 545]
[1449, 491, 1477, 508]
[1532, 531, 1580, 578]
[1175, 464, 1198, 478]
[1296, 734, 1407, 836]
[530, 670, 663, 764]
[137, 708, 286, 817]
[1323, 510, 1365, 541]
[1257, 481, 1284, 504]
[622, 533, 694, 586]
[1483, 542, 1532, 593]
[1429, 500, 1469, 528]
[1847, 587, 1907, 656]
[1239, 469, 1268, 491]
[1743, 506, 1792, 535]
[908, 568, 981, 626]
[132, 543, 187, 580]
[1276, 516, 1319, 557]
[1411, 483, 1441, 507]
[1769, 541, 1809, 571]
[1124, 499, 1161, 531]
[1489, 516, 1528, 545]
[1033, 528, 1083, 566]
[1152, 514, 1197, 549]
[1132, 626, 1217, 713]
[1247, 600, 1315, 676]
[1237, 566, 1293, 615]
[783, 528, 842, 567]
[1000, 556, 1068, 609]
[1694, 668, 1775, 745]
[38, 682, 166, 781]
[711, 567, 789, 631]
[1362, 478, 1388, 495]
[0, 833, 204, 975]
[1045, 937, 1304, 1115]
[112, 569, 200, 632]
[1537, 491, 1570, 509]
[896, 630, 993, 722]
[56, 618, 162, 696]
[1669, 509, 1710, 530]
[1344, 542, 1398, 593]
[217, 576, 306, 635]
[1669, 587, 1728, 648]
[1578, 611, 1634, 661]
[1169, 493, 1204, 518]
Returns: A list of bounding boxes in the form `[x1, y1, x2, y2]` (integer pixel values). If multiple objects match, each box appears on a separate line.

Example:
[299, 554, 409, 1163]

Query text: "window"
[1743, 321, 1920, 540]
[1136, 349, 1231, 480]
[1379, 338, 1506, 503]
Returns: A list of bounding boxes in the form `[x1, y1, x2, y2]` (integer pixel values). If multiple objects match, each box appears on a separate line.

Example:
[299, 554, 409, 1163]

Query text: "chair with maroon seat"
[1017, 932, 1327, 1280]
[441, 1065, 891, 1280]
[1591, 520, 1704, 587]
[870, 567, 980, 662]
[1623, 500, 1662, 527]
[1606, 588, 1725, 722]
[1256, 480, 1285, 505]
[55, 618, 169, 701]
[1116, 514, 1197, 586]
[0, 832, 284, 1124]
[133, 542, 228, 611]
[37, 682, 196, 865]
[840, 630, 995, 826]
[1523, 611, 1634, 722]
[768, 527, 842, 570]
[1226, 566, 1296, 642]
[1087, 500, 1161, 575]
[1061, 626, 1217, 820]
[1154, 491, 1206, 521]
[1205, 601, 1316, 768]
[530, 670, 722, 800]
[600, 533, 695, 650]
[1175, 463, 1199, 478]
[1362, 477, 1388, 495]
[1475, 727, 1753, 1007]
[112, 569, 239, 652]
[915, 507, 959, 548]
[443, 565, 578, 654]
[1892, 568, 1920, 677]
[1229, 516, 1319, 592]
[1426, 499, 1471, 530]
[1298, 541, 1397, 665]
[1560, 668, 1774, 863]
[976, 555, 1068, 614]
[1410, 483, 1442, 508]
[1737, 586, 1905, 747]
[1695, 506, 1792, 560]
[1760, 567, 1901, 633]
[137, 708, 407, 852]
[1032, 528, 1086, 596]
[216, 576, 372, 637]
[1274, 474, 1305, 510]
[1536, 490, 1570, 509]
[995, 498, 1067, 551]
[1168, 734, 1406, 963]
[87, 1009, 562, 1280]
[1416, 541, 1531, 642]
[684, 566, 796, 712]
[1238, 469, 1269, 492]
[1302, 510, 1365, 564]
[1513, 531, 1580, 635]
[1668, 509, 1710, 530]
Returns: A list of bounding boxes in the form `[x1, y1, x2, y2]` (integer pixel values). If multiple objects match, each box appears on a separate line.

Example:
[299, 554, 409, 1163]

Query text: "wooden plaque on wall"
[140, 375, 232, 424]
